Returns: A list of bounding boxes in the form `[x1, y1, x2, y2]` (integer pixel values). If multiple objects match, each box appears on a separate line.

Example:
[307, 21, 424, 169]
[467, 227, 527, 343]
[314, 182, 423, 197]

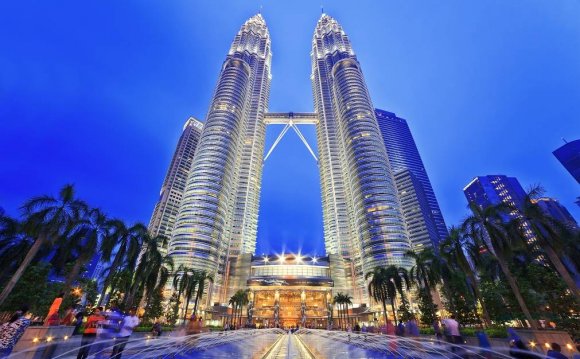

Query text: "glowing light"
[64, 336, 69, 340]
[32, 338, 39, 343]
[263, 256, 269, 263]
[566, 344, 573, 350]
[296, 254, 303, 263]
[545, 343, 551, 348]
[278, 254, 285, 263]
[529, 341, 536, 348]
[312, 256, 317, 263]
[46, 337, 53, 342]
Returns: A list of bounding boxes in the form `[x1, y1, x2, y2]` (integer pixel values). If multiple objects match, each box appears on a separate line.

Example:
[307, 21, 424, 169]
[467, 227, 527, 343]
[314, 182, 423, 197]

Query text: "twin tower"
[168, 14, 412, 303]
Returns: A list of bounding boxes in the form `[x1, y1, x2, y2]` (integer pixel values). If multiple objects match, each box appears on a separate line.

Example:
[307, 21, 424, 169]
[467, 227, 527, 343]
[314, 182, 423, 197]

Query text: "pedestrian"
[0, 305, 31, 358]
[442, 315, 462, 344]
[395, 321, 405, 336]
[407, 317, 419, 336]
[73, 308, 86, 336]
[76, 307, 105, 359]
[547, 343, 568, 359]
[93, 304, 123, 359]
[110, 308, 140, 359]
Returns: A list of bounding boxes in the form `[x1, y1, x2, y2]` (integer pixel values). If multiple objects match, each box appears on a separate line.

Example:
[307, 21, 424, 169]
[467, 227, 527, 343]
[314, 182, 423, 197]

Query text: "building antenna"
[321, 5, 324, 14]
[259, 4, 262, 14]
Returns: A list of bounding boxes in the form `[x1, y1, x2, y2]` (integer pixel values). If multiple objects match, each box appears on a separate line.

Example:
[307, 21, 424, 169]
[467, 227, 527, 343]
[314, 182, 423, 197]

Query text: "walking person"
[0, 305, 31, 358]
[109, 308, 139, 359]
[93, 304, 124, 359]
[76, 307, 105, 359]
[442, 315, 462, 344]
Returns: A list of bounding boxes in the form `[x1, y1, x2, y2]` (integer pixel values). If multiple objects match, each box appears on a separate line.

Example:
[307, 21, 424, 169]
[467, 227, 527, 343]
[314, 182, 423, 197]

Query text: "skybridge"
[263, 112, 319, 163]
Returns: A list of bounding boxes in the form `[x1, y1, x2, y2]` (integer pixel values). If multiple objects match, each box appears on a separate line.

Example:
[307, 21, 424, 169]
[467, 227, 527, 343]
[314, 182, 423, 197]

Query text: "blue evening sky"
[1, 1, 579, 256]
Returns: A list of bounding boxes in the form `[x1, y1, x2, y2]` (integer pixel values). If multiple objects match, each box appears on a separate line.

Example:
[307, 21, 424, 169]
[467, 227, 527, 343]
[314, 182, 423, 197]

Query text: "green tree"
[0, 184, 87, 306]
[366, 266, 409, 324]
[463, 202, 537, 329]
[417, 287, 438, 325]
[98, 221, 145, 305]
[405, 248, 442, 324]
[440, 226, 491, 326]
[516, 185, 580, 301]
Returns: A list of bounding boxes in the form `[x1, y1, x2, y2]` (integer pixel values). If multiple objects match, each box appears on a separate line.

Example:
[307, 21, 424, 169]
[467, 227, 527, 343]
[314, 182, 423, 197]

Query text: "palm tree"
[172, 265, 192, 320]
[228, 294, 239, 328]
[182, 270, 199, 321]
[61, 208, 111, 301]
[333, 293, 345, 329]
[235, 289, 249, 327]
[124, 232, 171, 309]
[366, 266, 409, 325]
[405, 247, 447, 324]
[463, 202, 538, 329]
[192, 271, 213, 316]
[0, 184, 87, 306]
[516, 186, 580, 301]
[439, 226, 491, 326]
[98, 221, 145, 305]
[343, 293, 353, 328]
[0, 215, 34, 287]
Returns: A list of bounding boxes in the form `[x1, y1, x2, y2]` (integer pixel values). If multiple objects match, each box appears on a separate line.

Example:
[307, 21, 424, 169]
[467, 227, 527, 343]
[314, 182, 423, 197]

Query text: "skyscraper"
[463, 175, 527, 213]
[553, 139, 580, 184]
[375, 109, 448, 250]
[170, 13, 411, 306]
[463, 175, 537, 245]
[171, 14, 272, 302]
[311, 14, 412, 297]
[532, 197, 578, 229]
[149, 117, 203, 255]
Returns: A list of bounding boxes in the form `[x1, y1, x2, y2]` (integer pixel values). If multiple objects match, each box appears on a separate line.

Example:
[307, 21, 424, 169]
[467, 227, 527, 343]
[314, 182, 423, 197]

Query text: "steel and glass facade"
[311, 14, 412, 286]
[168, 13, 414, 306]
[149, 117, 203, 255]
[375, 109, 448, 250]
[171, 14, 271, 300]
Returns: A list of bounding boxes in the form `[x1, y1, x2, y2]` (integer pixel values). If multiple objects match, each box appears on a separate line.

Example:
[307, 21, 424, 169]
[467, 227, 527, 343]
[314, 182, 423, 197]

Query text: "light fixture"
[278, 254, 285, 263]
[46, 337, 53, 342]
[312, 256, 317, 263]
[64, 336, 69, 340]
[263, 256, 269, 263]
[545, 343, 551, 348]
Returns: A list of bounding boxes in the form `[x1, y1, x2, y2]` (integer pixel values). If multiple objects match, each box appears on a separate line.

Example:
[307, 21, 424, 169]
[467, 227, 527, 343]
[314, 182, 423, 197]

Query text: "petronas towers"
[162, 13, 413, 304]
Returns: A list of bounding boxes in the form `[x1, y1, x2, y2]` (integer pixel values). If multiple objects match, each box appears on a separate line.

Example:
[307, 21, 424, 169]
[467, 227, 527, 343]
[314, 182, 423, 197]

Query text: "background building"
[553, 139, 580, 184]
[149, 117, 203, 257]
[532, 197, 578, 229]
[376, 109, 448, 251]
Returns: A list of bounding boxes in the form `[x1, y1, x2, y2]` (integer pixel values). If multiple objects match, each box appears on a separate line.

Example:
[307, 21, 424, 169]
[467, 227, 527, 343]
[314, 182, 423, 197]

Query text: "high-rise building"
[311, 14, 411, 298]
[171, 14, 272, 301]
[553, 139, 580, 184]
[169, 13, 411, 308]
[375, 109, 448, 250]
[463, 175, 537, 245]
[149, 117, 203, 255]
[532, 197, 578, 229]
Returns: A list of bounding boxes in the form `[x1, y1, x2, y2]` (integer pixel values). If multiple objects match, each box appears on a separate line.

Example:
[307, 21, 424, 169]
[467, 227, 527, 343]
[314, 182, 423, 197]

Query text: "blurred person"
[76, 307, 105, 359]
[0, 305, 31, 358]
[547, 343, 568, 359]
[109, 308, 139, 359]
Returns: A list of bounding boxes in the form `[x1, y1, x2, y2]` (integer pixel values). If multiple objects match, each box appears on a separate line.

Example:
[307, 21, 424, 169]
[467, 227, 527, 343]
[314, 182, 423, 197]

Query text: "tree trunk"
[0, 235, 46, 306]
[391, 299, 398, 324]
[382, 301, 388, 327]
[98, 252, 123, 306]
[466, 271, 491, 327]
[497, 257, 537, 329]
[62, 258, 85, 303]
[544, 244, 580, 301]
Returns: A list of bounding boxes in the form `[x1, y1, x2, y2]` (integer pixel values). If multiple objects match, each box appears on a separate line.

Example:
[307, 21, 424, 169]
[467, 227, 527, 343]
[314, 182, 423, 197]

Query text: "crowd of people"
[1, 307, 579, 358]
